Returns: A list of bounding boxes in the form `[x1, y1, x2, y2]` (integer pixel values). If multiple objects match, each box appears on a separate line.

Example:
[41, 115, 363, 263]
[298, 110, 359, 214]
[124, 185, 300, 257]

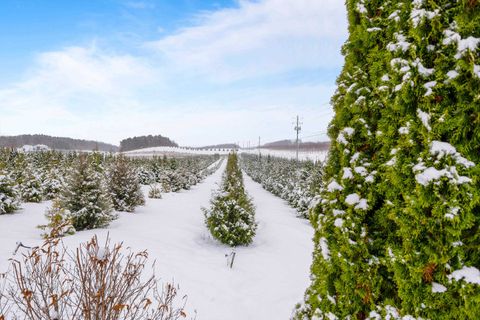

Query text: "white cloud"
[0, 44, 153, 112]
[0, 0, 346, 146]
[0, 44, 156, 140]
[30, 45, 152, 96]
[125, 1, 155, 9]
[147, 0, 347, 82]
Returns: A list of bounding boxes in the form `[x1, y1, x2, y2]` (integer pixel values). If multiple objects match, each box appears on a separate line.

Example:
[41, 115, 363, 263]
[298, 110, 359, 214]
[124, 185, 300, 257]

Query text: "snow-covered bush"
[55, 155, 115, 231]
[0, 235, 189, 319]
[18, 165, 43, 203]
[38, 199, 76, 238]
[133, 155, 220, 193]
[138, 165, 155, 184]
[41, 167, 65, 200]
[0, 170, 20, 214]
[241, 154, 323, 218]
[108, 155, 145, 212]
[148, 183, 163, 199]
[296, 1, 480, 319]
[204, 153, 257, 247]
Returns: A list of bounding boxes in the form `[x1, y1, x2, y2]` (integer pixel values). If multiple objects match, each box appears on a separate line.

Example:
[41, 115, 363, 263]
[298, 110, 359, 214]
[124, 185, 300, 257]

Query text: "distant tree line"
[119, 135, 178, 152]
[0, 134, 118, 152]
[262, 140, 330, 151]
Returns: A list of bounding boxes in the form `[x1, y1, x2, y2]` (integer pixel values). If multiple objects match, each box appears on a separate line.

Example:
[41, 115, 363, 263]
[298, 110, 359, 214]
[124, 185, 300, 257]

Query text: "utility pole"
[294, 115, 302, 163]
[258, 136, 261, 160]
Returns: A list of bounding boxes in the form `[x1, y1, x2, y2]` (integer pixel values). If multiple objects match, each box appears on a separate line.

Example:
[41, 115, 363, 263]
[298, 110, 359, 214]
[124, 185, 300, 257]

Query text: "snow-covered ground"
[242, 148, 328, 162]
[0, 161, 313, 319]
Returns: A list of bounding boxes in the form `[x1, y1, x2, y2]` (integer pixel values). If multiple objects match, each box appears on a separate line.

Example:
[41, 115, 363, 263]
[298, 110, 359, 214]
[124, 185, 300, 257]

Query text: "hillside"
[0, 134, 119, 152]
[119, 134, 178, 152]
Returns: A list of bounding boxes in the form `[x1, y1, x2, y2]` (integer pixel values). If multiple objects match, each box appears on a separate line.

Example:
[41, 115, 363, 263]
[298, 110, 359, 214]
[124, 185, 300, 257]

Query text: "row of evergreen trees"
[296, 0, 479, 319]
[241, 153, 323, 218]
[0, 150, 219, 212]
[204, 153, 257, 247]
[0, 150, 220, 236]
[135, 155, 220, 192]
[41, 154, 144, 236]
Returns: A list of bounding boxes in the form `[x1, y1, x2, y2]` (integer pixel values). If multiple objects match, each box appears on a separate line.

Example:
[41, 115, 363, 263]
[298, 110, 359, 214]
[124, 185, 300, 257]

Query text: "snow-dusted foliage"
[133, 155, 220, 192]
[204, 153, 257, 247]
[18, 165, 43, 203]
[0, 149, 20, 214]
[0, 170, 20, 215]
[241, 153, 323, 218]
[296, 1, 479, 319]
[0, 148, 220, 225]
[148, 183, 162, 199]
[39, 199, 76, 238]
[108, 155, 145, 212]
[8, 152, 43, 203]
[56, 155, 115, 231]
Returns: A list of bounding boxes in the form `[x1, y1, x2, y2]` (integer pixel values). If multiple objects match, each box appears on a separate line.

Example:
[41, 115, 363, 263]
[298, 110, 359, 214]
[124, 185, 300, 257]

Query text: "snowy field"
[125, 145, 328, 162]
[124, 146, 235, 157]
[0, 160, 313, 319]
[242, 148, 328, 162]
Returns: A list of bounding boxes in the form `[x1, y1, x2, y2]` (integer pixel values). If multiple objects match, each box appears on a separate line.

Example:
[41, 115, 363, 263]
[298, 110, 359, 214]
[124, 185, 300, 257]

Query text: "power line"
[301, 131, 328, 139]
[294, 115, 302, 163]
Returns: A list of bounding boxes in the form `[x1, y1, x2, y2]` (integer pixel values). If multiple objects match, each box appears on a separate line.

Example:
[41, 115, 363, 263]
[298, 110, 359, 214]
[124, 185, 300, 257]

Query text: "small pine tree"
[148, 183, 162, 199]
[204, 153, 257, 246]
[19, 165, 43, 203]
[0, 170, 20, 214]
[108, 156, 145, 212]
[39, 199, 76, 238]
[56, 155, 115, 231]
[41, 167, 64, 200]
[137, 166, 154, 185]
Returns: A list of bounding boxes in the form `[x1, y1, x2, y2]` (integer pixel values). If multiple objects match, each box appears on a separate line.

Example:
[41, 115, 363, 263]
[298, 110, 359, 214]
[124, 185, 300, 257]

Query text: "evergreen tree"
[377, 1, 480, 318]
[137, 166, 155, 185]
[204, 153, 257, 247]
[296, 0, 479, 319]
[39, 199, 76, 238]
[148, 183, 162, 199]
[41, 167, 64, 200]
[0, 170, 20, 214]
[19, 165, 43, 203]
[108, 156, 145, 212]
[57, 155, 115, 231]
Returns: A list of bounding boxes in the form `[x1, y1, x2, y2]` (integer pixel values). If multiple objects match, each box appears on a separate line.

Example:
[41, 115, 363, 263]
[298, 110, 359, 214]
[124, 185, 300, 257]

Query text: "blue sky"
[0, 0, 347, 146]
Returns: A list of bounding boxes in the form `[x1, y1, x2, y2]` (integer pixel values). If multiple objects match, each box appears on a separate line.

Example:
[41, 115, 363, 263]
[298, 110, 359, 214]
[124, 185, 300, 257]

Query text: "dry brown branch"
[0, 270, 11, 320]
[1, 235, 189, 320]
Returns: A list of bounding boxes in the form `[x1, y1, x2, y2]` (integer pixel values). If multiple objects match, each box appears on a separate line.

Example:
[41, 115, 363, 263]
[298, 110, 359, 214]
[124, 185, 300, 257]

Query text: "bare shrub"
[3, 235, 189, 320]
[0, 270, 11, 320]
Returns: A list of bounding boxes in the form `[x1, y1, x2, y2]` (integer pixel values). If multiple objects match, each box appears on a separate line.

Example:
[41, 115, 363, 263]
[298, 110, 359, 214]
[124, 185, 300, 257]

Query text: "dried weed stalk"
[1, 235, 189, 320]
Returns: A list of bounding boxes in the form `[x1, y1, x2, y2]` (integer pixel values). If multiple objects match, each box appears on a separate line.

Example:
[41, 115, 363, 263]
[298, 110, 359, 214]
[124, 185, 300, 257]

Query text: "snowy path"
[0, 162, 313, 319]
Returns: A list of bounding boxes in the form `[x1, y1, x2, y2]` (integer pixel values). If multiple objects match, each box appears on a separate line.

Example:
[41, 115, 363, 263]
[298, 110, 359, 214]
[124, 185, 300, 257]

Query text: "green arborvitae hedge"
[296, 1, 479, 319]
[241, 153, 323, 218]
[204, 153, 257, 247]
